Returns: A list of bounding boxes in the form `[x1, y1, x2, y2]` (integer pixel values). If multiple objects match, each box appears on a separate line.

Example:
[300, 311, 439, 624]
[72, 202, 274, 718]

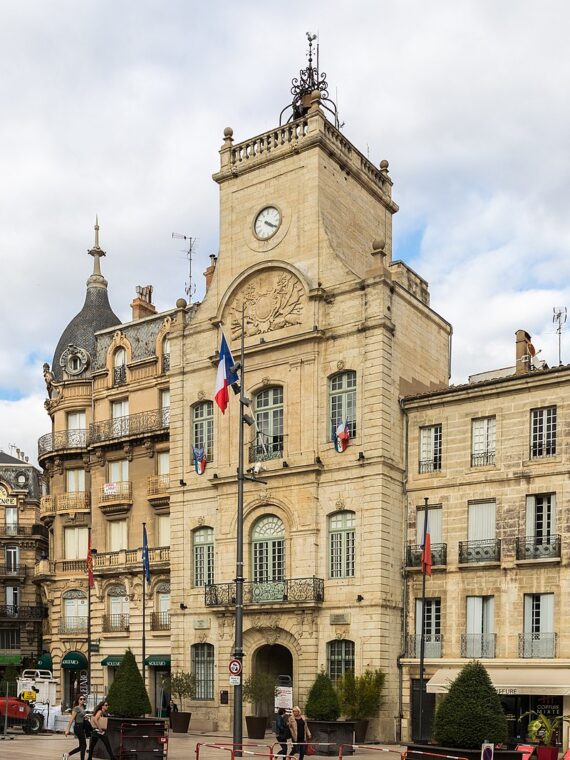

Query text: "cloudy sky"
[2, 0, 569, 465]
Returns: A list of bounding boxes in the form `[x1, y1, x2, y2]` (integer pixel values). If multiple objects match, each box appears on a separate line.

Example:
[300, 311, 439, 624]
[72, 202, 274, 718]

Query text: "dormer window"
[113, 348, 127, 386]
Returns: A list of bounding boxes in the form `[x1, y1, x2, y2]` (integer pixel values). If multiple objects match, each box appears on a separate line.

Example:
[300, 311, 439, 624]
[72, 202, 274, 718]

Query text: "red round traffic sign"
[229, 659, 242, 676]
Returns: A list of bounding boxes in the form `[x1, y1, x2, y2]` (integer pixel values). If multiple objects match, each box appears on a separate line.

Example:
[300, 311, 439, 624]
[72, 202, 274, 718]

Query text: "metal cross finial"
[306, 32, 317, 65]
[88, 215, 106, 281]
[94, 215, 100, 250]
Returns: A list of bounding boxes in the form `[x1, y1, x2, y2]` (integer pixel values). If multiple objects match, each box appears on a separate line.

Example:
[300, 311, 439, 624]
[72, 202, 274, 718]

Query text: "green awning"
[61, 650, 88, 670]
[0, 654, 22, 665]
[37, 653, 53, 670]
[145, 655, 171, 667]
[101, 655, 123, 667]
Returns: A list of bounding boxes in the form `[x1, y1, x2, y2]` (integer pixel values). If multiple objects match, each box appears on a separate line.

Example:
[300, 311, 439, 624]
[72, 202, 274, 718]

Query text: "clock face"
[254, 206, 281, 240]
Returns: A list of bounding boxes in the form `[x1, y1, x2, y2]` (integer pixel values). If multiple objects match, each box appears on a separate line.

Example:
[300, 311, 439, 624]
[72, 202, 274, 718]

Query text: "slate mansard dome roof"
[51, 220, 121, 382]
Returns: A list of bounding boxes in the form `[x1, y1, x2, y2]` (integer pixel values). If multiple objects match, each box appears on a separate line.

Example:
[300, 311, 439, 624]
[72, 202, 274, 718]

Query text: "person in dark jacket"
[275, 707, 290, 756]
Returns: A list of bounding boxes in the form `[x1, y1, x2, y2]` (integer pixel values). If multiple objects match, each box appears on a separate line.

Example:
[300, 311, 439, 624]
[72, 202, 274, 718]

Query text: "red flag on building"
[420, 511, 432, 577]
[87, 531, 94, 588]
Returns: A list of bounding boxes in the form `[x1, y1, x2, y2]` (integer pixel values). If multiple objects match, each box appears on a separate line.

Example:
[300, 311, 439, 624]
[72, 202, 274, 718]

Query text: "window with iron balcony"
[530, 406, 556, 459]
[419, 424, 442, 473]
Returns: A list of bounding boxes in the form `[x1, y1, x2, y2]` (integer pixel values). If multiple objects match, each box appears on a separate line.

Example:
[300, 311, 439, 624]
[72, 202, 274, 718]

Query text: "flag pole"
[418, 497, 429, 741]
[142, 522, 147, 684]
[87, 528, 94, 697]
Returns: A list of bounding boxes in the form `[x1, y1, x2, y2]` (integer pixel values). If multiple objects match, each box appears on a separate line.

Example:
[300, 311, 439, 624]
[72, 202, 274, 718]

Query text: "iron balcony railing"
[151, 611, 171, 631]
[99, 481, 132, 504]
[103, 613, 130, 632]
[516, 535, 561, 560]
[0, 524, 48, 539]
[519, 632, 557, 658]
[406, 543, 447, 568]
[38, 429, 87, 456]
[419, 458, 442, 474]
[40, 495, 56, 517]
[408, 633, 443, 658]
[205, 576, 324, 607]
[249, 431, 284, 463]
[461, 633, 496, 658]
[147, 474, 169, 497]
[0, 564, 27, 578]
[58, 492, 90, 511]
[90, 408, 169, 445]
[407, 634, 443, 658]
[162, 354, 170, 372]
[59, 616, 88, 634]
[458, 538, 501, 563]
[471, 451, 496, 467]
[0, 605, 46, 620]
[113, 365, 127, 386]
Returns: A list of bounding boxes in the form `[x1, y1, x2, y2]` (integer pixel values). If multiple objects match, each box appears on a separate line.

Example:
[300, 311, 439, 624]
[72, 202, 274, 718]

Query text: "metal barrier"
[196, 741, 276, 760]
[272, 740, 353, 758]
[338, 745, 405, 759]
[401, 751, 469, 760]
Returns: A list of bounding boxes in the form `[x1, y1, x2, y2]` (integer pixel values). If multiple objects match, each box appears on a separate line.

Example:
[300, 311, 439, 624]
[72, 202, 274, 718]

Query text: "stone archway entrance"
[254, 643, 293, 684]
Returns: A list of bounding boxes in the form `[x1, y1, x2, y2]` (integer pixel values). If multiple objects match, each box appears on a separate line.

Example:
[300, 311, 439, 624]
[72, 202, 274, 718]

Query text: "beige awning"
[427, 668, 570, 696]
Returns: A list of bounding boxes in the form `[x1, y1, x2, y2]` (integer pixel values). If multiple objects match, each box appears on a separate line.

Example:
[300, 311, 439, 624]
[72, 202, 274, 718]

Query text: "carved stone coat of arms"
[230, 271, 304, 339]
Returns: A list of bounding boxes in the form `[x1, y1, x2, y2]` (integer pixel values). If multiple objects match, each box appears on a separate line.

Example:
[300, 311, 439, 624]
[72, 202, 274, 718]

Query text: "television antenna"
[553, 306, 567, 366]
[172, 233, 196, 303]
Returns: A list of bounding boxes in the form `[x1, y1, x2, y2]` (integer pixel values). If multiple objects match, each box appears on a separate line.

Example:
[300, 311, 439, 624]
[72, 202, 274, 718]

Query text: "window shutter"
[468, 502, 496, 541]
[483, 597, 494, 634]
[524, 595, 533, 633]
[526, 496, 536, 537]
[415, 600, 423, 636]
[466, 596, 482, 634]
[540, 593, 554, 632]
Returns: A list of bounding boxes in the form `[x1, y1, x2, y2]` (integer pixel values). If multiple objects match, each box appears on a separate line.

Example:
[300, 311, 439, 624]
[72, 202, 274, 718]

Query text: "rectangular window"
[5, 506, 18, 534]
[5, 546, 19, 572]
[192, 644, 214, 700]
[111, 399, 129, 436]
[465, 596, 495, 657]
[416, 507, 443, 544]
[109, 459, 129, 483]
[329, 372, 357, 440]
[64, 526, 88, 560]
[67, 411, 86, 430]
[471, 417, 496, 466]
[526, 494, 556, 538]
[467, 501, 496, 541]
[6, 586, 19, 612]
[531, 407, 557, 458]
[419, 425, 442, 473]
[157, 451, 170, 475]
[415, 598, 442, 657]
[193, 402, 214, 461]
[194, 529, 214, 587]
[66, 469, 85, 493]
[522, 593, 555, 657]
[329, 512, 356, 578]
[327, 639, 355, 683]
[157, 514, 170, 547]
[0, 628, 20, 649]
[108, 520, 127, 552]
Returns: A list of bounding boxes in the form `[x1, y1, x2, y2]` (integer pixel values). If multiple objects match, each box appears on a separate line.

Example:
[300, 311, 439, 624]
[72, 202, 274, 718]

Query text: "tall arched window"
[62, 589, 87, 634]
[105, 584, 129, 632]
[154, 581, 170, 631]
[329, 371, 356, 440]
[193, 402, 214, 461]
[193, 527, 214, 587]
[191, 643, 214, 700]
[162, 336, 170, 373]
[328, 511, 356, 578]
[113, 348, 127, 386]
[251, 516, 285, 601]
[252, 387, 284, 460]
[327, 639, 355, 683]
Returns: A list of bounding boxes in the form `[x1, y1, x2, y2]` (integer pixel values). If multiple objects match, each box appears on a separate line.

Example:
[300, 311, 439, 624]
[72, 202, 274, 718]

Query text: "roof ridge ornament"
[87, 215, 108, 289]
[280, 32, 339, 128]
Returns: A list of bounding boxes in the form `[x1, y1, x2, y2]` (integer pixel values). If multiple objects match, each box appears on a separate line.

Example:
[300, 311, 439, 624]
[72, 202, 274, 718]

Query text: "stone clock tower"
[168, 47, 451, 738]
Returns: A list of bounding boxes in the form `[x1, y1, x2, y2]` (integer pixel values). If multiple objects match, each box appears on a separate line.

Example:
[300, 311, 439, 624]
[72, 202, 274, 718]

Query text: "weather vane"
[279, 32, 340, 128]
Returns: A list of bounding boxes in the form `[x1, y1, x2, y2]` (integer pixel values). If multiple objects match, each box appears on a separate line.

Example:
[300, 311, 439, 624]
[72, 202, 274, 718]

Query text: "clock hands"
[264, 220, 277, 229]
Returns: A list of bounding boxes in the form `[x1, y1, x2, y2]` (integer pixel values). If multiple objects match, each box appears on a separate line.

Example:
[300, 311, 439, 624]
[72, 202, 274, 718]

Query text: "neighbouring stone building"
[401, 330, 570, 746]
[0, 448, 46, 674]
[36, 223, 174, 710]
[166, 54, 451, 737]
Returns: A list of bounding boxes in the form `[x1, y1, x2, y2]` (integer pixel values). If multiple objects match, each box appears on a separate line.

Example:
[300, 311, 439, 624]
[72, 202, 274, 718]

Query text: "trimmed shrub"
[433, 661, 507, 748]
[337, 669, 385, 720]
[107, 649, 151, 717]
[242, 672, 276, 717]
[306, 671, 340, 721]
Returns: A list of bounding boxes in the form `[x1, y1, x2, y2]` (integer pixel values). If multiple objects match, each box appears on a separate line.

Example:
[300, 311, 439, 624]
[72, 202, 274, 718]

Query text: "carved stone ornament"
[197, 390, 206, 401]
[59, 344, 90, 376]
[230, 271, 304, 339]
[334, 497, 345, 510]
[261, 376, 270, 386]
[336, 360, 345, 371]
[197, 515, 205, 526]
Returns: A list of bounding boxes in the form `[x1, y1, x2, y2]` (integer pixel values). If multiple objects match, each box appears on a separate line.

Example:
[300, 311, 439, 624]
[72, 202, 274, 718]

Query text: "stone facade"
[402, 357, 570, 745]
[167, 98, 451, 736]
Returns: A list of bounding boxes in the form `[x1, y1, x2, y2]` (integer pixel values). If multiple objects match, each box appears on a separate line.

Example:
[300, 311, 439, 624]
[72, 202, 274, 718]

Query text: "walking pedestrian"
[275, 707, 291, 756]
[288, 705, 312, 760]
[87, 700, 116, 760]
[64, 695, 90, 760]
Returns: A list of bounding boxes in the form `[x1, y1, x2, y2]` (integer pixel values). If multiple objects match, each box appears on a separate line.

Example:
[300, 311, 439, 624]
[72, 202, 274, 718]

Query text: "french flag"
[420, 511, 432, 576]
[214, 332, 239, 413]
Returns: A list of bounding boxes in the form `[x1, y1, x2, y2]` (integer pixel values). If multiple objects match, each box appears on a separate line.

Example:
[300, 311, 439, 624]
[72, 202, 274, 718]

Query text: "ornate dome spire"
[87, 215, 108, 289]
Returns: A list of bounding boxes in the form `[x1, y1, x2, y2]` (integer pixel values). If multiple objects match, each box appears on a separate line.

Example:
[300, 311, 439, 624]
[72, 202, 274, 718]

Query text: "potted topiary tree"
[337, 669, 385, 742]
[408, 661, 519, 760]
[161, 672, 196, 733]
[520, 711, 570, 760]
[306, 671, 353, 756]
[242, 672, 277, 739]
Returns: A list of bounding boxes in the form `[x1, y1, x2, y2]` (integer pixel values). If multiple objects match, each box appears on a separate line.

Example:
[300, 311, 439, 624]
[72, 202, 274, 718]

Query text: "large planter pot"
[407, 745, 524, 760]
[353, 719, 369, 743]
[170, 710, 192, 733]
[307, 720, 356, 756]
[94, 716, 168, 759]
[536, 747, 559, 760]
[245, 715, 268, 739]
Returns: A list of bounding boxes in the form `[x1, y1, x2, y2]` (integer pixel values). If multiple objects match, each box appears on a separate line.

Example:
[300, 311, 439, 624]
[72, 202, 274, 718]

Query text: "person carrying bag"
[288, 705, 312, 760]
[64, 695, 91, 760]
[275, 707, 291, 756]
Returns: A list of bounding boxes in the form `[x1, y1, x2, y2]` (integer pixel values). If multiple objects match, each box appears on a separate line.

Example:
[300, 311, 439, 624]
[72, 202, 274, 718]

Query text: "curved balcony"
[205, 576, 324, 608]
[98, 481, 132, 517]
[40, 495, 56, 520]
[90, 408, 169, 446]
[38, 429, 87, 458]
[147, 474, 169, 510]
[58, 492, 90, 512]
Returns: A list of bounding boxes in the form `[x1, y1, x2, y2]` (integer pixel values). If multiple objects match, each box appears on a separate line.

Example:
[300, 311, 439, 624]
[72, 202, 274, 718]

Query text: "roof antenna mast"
[553, 306, 567, 366]
[172, 232, 196, 303]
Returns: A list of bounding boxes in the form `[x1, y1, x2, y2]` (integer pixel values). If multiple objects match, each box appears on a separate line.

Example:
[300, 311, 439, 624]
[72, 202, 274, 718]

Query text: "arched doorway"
[254, 643, 293, 684]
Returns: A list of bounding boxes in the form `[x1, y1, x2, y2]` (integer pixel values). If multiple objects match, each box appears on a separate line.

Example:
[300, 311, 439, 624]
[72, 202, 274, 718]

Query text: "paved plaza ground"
[0, 730, 405, 760]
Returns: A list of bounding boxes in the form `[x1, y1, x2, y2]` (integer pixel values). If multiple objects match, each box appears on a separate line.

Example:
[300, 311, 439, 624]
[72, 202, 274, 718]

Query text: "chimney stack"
[515, 329, 535, 374]
[204, 255, 217, 292]
[131, 285, 157, 321]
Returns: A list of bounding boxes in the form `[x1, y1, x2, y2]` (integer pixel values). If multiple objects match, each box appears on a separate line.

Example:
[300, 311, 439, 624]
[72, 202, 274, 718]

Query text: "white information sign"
[275, 686, 293, 710]
[229, 675, 241, 686]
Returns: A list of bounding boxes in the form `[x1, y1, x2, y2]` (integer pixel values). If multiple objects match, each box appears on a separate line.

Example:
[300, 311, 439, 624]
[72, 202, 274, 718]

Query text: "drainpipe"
[397, 397, 410, 743]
